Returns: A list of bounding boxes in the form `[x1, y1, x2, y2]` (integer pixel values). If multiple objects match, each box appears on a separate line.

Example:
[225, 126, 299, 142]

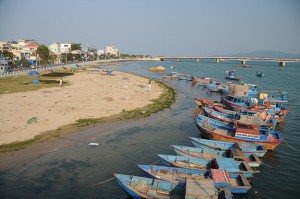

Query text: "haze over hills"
[219, 51, 300, 59]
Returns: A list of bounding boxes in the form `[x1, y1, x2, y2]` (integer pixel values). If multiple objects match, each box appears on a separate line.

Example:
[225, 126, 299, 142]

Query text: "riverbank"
[0, 66, 175, 152]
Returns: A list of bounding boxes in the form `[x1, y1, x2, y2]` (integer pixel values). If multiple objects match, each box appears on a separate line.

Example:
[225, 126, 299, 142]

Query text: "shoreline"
[0, 64, 175, 152]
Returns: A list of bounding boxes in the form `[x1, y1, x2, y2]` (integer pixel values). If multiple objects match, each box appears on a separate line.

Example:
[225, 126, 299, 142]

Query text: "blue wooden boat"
[137, 164, 209, 184]
[196, 114, 235, 132]
[203, 106, 237, 123]
[225, 70, 240, 81]
[195, 117, 283, 150]
[203, 106, 273, 128]
[189, 137, 267, 157]
[137, 165, 251, 194]
[207, 82, 220, 92]
[114, 173, 185, 198]
[171, 145, 261, 168]
[114, 173, 221, 199]
[157, 154, 257, 178]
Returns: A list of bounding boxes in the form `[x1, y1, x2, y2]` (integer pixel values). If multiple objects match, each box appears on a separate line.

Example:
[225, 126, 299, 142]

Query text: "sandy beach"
[0, 69, 163, 145]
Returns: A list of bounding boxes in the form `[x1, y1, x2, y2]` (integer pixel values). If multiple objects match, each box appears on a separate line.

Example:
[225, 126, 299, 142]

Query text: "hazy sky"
[0, 0, 299, 56]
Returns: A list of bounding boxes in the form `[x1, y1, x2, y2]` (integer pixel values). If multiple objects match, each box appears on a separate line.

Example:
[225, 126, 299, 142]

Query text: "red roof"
[24, 42, 40, 48]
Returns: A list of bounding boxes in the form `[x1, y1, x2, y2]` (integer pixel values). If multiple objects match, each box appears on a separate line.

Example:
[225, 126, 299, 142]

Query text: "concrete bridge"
[159, 56, 300, 67]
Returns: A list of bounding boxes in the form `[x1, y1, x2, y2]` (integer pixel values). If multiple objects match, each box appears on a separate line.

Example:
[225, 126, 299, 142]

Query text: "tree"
[0, 50, 14, 60]
[15, 58, 30, 68]
[36, 45, 50, 65]
[71, 43, 81, 51]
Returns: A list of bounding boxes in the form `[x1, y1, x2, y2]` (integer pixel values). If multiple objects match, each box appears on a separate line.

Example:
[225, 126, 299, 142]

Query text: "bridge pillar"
[279, 61, 285, 67]
[216, 58, 220, 63]
[241, 60, 246, 65]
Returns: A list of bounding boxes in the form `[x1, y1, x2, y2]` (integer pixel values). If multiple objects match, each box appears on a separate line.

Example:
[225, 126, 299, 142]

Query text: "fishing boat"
[114, 173, 185, 198]
[225, 70, 240, 81]
[203, 106, 274, 128]
[203, 106, 237, 123]
[178, 74, 193, 81]
[157, 154, 257, 178]
[193, 98, 222, 108]
[222, 94, 289, 123]
[114, 173, 221, 199]
[256, 71, 264, 77]
[192, 76, 214, 84]
[196, 114, 235, 132]
[207, 82, 221, 92]
[195, 117, 283, 150]
[137, 165, 251, 194]
[189, 137, 267, 157]
[163, 71, 179, 78]
[171, 145, 261, 168]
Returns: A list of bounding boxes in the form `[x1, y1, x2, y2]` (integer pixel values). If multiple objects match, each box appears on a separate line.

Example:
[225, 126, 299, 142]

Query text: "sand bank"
[0, 70, 163, 145]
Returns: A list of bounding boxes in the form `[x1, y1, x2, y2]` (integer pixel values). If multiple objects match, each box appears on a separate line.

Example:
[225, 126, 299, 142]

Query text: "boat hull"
[199, 128, 280, 151]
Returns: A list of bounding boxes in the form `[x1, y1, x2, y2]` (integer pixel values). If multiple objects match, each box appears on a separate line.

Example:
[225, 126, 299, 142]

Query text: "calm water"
[0, 60, 299, 199]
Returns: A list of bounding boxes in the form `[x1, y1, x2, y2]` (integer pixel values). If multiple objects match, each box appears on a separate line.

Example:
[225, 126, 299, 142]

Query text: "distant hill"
[222, 50, 300, 59]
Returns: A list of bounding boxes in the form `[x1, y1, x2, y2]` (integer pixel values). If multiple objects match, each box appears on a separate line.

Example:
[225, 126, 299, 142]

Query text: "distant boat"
[256, 71, 264, 77]
[163, 71, 179, 78]
[225, 70, 240, 81]
[178, 74, 193, 81]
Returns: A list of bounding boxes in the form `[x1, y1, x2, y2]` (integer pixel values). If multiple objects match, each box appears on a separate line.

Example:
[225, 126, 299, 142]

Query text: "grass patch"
[73, 118, 101, 127]
[0, 77, 176, 153]
[0, 71, 74, 95]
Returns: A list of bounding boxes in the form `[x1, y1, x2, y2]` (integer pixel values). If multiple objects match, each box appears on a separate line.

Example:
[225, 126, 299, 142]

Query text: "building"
[97, 49, 105, 56]
[49, 42, 71, 54]
[22, 42, 40, 60]
[17, 39, 35, 49]
[49, 42, 60, 54]
[60, 43, 71, 53]
[0, 57, 10, 74]
[0, 42, 12, 52]
[104, 45, 119, 56]
[22, 42, 40, 54]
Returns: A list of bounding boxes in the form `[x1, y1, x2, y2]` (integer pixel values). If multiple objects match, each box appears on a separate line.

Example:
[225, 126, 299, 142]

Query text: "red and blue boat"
[195, 117, 283, 150]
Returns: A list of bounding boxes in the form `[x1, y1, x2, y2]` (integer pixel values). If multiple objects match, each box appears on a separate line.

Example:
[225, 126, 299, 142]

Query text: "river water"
[0, 60, 299, 199]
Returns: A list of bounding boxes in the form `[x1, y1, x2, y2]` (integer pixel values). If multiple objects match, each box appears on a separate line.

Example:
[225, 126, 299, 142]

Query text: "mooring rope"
[261, 161, 273, 168]
[85, 177, 116, 187]
[282, 138, 297, 151]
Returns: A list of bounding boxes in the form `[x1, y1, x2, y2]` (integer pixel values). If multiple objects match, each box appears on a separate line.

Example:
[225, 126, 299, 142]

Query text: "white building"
[49, 42, 71, 54]
[49, 42, 60, 54]
[60, 43, 71, 53]
[104, 45, 119, 56]
[97, 49, 105, 56]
